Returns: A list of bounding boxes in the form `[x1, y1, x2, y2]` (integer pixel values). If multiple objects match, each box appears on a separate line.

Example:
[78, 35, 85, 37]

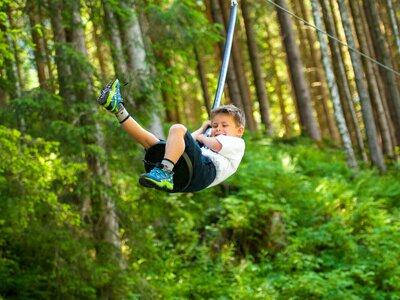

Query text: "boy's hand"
[192, 120, 212, 142]
[201, 120, 211, 130]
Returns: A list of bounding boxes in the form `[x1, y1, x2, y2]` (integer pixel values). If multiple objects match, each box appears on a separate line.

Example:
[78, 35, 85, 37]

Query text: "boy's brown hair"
[211, 104, 246, 128]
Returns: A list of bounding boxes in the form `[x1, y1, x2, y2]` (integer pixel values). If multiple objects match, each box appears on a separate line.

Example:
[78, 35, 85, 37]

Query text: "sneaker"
[139, 164, 174, 191]
[98, 79, 124, 113]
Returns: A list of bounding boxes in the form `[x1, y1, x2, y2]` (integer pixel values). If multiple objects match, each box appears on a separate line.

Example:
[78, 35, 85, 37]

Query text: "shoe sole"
[139, 175, 173, 191]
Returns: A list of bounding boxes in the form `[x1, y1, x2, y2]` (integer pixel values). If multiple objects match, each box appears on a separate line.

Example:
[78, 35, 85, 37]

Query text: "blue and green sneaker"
[139, 164, 174, 191]
[98, 79, 124, 113]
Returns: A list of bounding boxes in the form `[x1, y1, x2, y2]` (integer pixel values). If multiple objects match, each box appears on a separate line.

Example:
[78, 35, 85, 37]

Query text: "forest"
[1, 0, 400, 299]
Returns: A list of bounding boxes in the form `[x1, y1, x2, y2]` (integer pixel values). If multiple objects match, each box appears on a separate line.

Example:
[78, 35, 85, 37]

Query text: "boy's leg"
[120, 116, 160, 150]
[163, 124, 186, 164]
[139, 124, 187, 191]
[98, 79, 159, 149]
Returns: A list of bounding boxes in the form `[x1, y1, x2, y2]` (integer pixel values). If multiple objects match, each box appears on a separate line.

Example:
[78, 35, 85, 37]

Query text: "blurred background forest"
[1, 0, 400, 299]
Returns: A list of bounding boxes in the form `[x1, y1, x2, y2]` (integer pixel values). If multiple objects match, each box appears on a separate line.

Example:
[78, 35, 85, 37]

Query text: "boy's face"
[211, 113, 244, 137]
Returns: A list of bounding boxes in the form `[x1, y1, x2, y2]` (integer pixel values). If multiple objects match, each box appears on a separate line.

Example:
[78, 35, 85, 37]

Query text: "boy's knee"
[169, 124, 187, 136]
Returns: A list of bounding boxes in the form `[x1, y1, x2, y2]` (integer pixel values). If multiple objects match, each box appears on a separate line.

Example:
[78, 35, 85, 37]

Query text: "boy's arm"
[191, 121, 211, 140]
[196, 134, 222, 152]
[192, 120, 223, 152]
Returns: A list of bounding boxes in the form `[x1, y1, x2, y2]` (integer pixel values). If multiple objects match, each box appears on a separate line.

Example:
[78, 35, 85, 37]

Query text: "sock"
[115, 103, 130, 124]
[161, 159, 175, 173]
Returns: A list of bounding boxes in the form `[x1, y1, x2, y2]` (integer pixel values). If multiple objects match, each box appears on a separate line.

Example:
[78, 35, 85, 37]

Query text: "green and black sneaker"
[139, 163, 174, 191]
[98, 79, 124, 113]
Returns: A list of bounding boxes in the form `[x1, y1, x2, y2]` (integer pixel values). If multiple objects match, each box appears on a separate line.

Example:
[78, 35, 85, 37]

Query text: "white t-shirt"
[201, 135, 245, 188]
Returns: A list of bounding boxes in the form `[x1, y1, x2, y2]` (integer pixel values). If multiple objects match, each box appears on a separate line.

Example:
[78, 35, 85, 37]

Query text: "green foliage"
[1, 124, 400, 299]
[0, 125, 98, 299]
[123, 138, 400, 299]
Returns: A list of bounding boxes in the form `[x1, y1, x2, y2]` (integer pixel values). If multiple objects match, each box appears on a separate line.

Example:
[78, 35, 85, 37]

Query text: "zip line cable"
[265, 0, 400, 77]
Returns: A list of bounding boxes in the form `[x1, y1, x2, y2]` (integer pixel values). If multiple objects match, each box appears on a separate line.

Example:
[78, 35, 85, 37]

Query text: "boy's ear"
[237, 126, 244, 136]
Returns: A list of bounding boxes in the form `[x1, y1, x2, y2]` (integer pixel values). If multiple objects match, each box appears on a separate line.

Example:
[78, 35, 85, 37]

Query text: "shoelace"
[101, 81, 128, 95]
[101, 81, 113, 95]
[151, 167, 172, 179]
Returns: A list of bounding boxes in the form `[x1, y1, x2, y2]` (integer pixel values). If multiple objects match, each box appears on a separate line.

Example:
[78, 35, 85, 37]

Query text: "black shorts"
[183, 130, 216, 192]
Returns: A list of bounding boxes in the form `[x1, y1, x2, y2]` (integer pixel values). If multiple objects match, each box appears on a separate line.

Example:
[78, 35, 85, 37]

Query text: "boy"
[98, 79, 245, 192]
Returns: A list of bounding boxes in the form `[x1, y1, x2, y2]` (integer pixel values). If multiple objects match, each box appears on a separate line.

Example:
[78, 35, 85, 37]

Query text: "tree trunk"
[348, 0, 395, 159]
[101, 0, 128, 78]
[241, 0, 273, 135]
[194, 46, 212, 116]
[275, 0, 321, 141]
[38, 4, 55, 92]
[292, 0, 326, 137]
[6, 6, 23, 93]
[297, 0, 340, 143]
[50, 1, 124, 298]
[363, 0, 400, 145]
[27, 0, 47, 88]
[311, 0, 358, 170]
[386, 0, 400, 58]
[320, 0, 367, 160]
[1, 14, 19, 99]
[49, 0, 74, 102]
[265, 20, 292, 137]
[87, 1, 108, 79]
[337, 0, 386, 172]
[118, 0, 165, 138]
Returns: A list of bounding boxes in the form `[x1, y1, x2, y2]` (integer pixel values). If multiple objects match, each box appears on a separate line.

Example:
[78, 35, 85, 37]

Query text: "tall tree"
[275, 0, 321, 141]
[348, 0, 395, 159]
[337, 0, 386, 172]
[50, 1, 124, 298]
[194, 46, 212, 115]
[49, 0, 74, 101]
[385, 0, 400, 58]
[27, 0, 47, 88]
[265, 20, 292, 137]
[87, 0, 108, 79]
[118, 0, 164, 138]
[296, 0, 340, 143]
[363, 0, 400, 145]
[101, 0, 128, 78]
[241, 0, 273, 135]
[311, 0, 358, 169]
[320, 0, 367, 160]
[6, 5, 23, 93]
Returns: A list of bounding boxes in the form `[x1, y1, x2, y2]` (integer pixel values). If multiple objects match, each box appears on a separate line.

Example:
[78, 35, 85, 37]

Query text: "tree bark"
[49, 0, 74, 102]
[118, 0, 165, 138]
[275, 0, 321, 141]
[311, 0, 358, 169]
[6, 6, 23, 93]
[386, 0, 400, 58]
[27, 0, 47, 89]
[194, 46, 212, 116]
[265, 21, 292, 137]
[348, 0, 395, 158]
[50, 1, 125, 298]
[241, 0, 273, 135]
[296, 0, 340, 143]
[363, 0, 400, 145]
[101, 0, 128, 78]
[338, 0, 386, 172]
[320, 0, 367, 160]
